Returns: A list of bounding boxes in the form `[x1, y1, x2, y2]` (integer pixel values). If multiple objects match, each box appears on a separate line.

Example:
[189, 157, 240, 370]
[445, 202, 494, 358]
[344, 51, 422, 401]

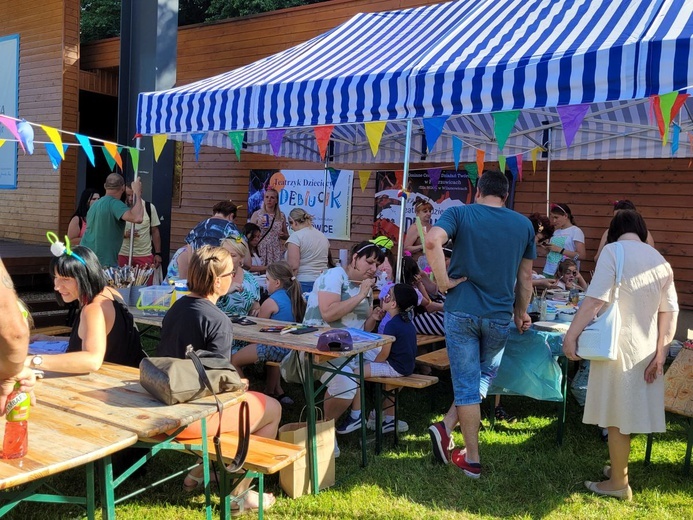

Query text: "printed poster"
[249, 169, 353, 240]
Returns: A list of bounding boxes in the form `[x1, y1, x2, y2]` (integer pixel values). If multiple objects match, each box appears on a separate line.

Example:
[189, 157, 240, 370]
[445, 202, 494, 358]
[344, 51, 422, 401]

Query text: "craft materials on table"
[29, 340, 69, 355]
[103, 265, 154, 287]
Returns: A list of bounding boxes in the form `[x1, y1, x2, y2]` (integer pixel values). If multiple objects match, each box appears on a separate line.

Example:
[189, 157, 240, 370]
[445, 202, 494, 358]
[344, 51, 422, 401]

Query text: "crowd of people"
[5, 169, 678, 508]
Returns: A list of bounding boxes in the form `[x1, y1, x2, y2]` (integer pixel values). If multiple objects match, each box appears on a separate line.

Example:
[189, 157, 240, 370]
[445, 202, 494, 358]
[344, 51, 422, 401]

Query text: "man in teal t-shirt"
[81, 174, 144, 267]
[424, 170, 535, 479]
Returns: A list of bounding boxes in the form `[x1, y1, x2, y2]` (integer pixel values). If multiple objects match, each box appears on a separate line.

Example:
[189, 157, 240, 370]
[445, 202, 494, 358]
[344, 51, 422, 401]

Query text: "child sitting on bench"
[336, 283, 418, 435]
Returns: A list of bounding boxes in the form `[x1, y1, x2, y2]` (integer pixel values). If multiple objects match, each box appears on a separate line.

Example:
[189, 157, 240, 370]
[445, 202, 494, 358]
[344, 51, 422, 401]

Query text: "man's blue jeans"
[444, 311, 511, 406]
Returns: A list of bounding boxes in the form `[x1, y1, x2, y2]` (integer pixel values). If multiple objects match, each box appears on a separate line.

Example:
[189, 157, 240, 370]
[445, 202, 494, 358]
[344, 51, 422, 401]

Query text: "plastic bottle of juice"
[3, 385, 30, 459]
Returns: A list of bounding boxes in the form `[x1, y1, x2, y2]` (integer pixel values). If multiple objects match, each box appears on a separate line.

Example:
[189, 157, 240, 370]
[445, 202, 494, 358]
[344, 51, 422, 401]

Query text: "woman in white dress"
[563, 210, 678, 501]
[542, 202, 586, 276]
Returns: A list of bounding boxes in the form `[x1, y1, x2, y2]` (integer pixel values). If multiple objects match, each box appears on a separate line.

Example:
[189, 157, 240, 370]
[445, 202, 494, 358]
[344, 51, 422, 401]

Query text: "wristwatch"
[573, 253, 580, 261]
[30, 355, 43, 368]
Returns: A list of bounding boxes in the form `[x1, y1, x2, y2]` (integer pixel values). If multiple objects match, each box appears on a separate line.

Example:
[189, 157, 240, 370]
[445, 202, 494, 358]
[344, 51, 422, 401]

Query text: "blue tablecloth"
[488, 327, 564, 401]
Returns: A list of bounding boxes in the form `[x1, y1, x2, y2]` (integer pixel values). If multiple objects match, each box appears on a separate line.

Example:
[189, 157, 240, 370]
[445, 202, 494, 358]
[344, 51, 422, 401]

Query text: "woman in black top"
[25, 245, 143, 372]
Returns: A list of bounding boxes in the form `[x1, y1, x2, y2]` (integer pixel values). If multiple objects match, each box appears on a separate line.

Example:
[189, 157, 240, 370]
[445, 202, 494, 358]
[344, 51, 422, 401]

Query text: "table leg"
[200, 417, 213, 520]
[557, 356, 569, 445]
[684, 418, 692, 476]
[374, 383, 383, 455]
[98, 455, 116, 520]
[305, 353, 319, 495]
[358, 353, 368, 467]
[86, 461, 95, 520]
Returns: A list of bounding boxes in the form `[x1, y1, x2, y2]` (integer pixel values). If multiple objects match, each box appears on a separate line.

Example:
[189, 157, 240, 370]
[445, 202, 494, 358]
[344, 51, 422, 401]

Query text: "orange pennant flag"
[41, 125, 65, 160]
[104, 142, 123, 170]
[152, 134, 167, 162]
[364, 122, 386, 157]
[314, 125, 335, 160]
[476, 149, 485, 177]
[358, 170, 371, 192]
[394, 170, 404, 189]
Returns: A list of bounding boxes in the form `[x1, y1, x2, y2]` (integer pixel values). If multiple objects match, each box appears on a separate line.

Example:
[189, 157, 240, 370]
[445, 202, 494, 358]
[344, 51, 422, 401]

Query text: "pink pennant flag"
[314, 125, 334, 160]
[267, 129, 285, 157]
[556, 103, 590, 148]
[516, 154, 523, 181]
[427, 168, 442, 190]
[0, 115, 25, 152]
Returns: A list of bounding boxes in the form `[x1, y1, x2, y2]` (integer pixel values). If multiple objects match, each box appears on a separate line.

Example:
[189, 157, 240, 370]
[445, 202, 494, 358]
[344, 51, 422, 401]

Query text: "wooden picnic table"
[0, 402, 136, 519]
[130, 309, 395, 494]
[36, 363, 245, 520]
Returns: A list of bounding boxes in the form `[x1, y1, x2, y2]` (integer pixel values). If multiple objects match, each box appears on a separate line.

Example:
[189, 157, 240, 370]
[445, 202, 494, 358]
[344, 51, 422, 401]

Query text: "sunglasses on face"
[565, 270, 577, 276]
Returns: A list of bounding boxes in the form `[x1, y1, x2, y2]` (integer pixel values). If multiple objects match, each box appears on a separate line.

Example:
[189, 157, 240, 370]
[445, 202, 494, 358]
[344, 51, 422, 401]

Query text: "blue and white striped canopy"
[136, 0, 693, 163]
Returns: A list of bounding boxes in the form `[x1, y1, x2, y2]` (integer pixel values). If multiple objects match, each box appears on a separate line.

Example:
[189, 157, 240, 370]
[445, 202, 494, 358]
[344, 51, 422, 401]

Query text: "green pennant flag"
[228, 131, 244, 161]
[659, 92, 679, 144]
[464, 163, 479, 186]
[492, 110, 519, 152]
[129, 147, 140, 175]
[498, 154, 506, 172]
[102, 146, 116, 171]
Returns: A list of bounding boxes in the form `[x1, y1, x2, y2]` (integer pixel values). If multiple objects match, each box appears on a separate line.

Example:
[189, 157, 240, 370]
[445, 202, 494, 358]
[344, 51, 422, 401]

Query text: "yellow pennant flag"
[152, 134, 168, 162]
[41, 125, 65, 160]
[103, 142, 123, 170]
[531, 146, 542, 173]
[476, 149, 485, 177]
[358, 170, 371, 192]
[364, 121, 386, 157]
[0, 139, 5, 148]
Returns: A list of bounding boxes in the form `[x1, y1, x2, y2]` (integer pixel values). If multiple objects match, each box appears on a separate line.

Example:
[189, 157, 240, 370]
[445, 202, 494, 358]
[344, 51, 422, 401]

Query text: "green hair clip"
[46, 231, 87, 266]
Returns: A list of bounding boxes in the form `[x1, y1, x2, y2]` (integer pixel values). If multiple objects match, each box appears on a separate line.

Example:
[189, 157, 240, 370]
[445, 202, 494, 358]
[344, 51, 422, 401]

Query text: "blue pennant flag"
[422, 116, 448, 153]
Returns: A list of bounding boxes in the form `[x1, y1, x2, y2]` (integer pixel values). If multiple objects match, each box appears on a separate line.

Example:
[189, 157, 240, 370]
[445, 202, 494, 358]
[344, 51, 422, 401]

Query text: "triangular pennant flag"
[364, 121, 387, 157]
[103, 142, 119, 169]
[476, 149, 485, 177]
[191, 133, 205, 162]
[464, 163, 479, 186]
[498, 155, 506, 173]
[422, 116, 448, 152]
[648, 95, 657, 125]
[0, 116, 25, 152]
[102, 147, 116, 171]
[452, 136, 463, 170]
[115, 146, 124, 170]
[314, 125, 334, 160]
[75, 134, 95, 166]
[531, 147, 541, 172]
[328, 167, 341, 189]
[267, 129, 285, 157]
[152, 134, 168, 162]
[657, 92, 677, 144]
[671, 123, 680, 156]
[428, 168, 442, 190]
[394, 170, 404, 189]
[44, 143, 69, 170]
[506, 156, 517, 180]
[358, 170, 371, 192]
[516, 154, 523, 181]
[0, 139, 5, 148]
[492, 110, 519, 152]
[41, 125, 64, 159]
[556, 103, 590, 147]
[129, 147, 140, 174]
[669, 93, 689, 121]
[17, 120, 34, 154]
[227, 131, 244, 161]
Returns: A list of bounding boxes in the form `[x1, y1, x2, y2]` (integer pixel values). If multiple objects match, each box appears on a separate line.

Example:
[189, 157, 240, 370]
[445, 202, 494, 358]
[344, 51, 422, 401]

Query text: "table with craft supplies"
[130, 309, 394, 494]
[0, 404, 136, 519]
[35, 363, 245, 520]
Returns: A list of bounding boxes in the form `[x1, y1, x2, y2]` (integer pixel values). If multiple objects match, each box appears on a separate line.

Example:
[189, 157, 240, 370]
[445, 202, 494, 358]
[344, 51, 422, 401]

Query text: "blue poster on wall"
[0, 34, 19, 189]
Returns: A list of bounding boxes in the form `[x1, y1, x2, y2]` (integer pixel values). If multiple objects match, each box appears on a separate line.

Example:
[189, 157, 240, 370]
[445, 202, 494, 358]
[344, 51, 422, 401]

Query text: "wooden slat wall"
[0, 0, 80, 243]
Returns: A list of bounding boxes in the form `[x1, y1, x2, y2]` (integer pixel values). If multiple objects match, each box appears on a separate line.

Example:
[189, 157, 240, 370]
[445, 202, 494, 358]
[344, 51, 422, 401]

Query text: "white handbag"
[576, 242, 624, 361]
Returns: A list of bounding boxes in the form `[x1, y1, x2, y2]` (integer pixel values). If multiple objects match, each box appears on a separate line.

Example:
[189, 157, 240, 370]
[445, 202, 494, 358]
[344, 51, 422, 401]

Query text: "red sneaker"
[428, 421, 454, 464]
[450, 448, 481, 479]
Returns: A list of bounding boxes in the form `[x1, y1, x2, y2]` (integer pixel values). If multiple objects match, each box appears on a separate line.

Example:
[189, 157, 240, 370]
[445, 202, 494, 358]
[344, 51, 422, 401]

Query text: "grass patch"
[9, 338, 692, 518]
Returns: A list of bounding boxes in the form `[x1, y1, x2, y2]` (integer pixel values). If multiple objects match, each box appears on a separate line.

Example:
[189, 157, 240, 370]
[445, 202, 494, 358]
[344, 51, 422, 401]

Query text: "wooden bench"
[416, 348, 450, 371]
[181, 433, 305, 519]
[31, 325, 72, 336]
[366, 373, 438, 453]
[416, 334, 446, 348]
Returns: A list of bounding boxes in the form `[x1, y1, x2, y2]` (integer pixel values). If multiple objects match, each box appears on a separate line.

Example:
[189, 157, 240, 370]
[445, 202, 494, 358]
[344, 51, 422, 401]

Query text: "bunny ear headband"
[46, 231, 87, 266]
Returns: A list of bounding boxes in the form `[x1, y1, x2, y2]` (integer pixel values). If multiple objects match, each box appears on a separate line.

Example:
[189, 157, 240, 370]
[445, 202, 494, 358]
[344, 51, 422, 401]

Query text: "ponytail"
[265, 261, 306, 322]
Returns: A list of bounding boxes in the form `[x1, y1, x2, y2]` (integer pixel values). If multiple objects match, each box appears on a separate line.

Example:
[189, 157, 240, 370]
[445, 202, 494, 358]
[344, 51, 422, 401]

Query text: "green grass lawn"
[7, 360, 692, 519]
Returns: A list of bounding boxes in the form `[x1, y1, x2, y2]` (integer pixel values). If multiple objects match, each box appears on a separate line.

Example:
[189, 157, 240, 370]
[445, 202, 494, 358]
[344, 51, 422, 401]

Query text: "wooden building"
[1, 0, 691, 316]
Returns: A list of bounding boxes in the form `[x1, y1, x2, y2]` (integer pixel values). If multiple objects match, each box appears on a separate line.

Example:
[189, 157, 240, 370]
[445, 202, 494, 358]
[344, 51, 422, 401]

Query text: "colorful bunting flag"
[556, 103, 590, 148]
[227, 131, 244, 161]
[476, 149, 485, 177]
[191, 133, 205, 162]
[102, 146, 116, 171]
[506, 156, 518, 180]
[452, 136, 463, 170]
[394, 170, 404, 189]
[531, 147, 541, 172]
[492, 110, 519, 152]
[115, 146, 124, 170]
[129, 147, 140, 175]
[0, 139, 5, 148]
[152, 134, 168, 162]
[422, 116, 448, 153]
[44, 143, 69, 170]
[267, 129, 285, 157]
[498, 155, 506, 173]
[0, 116, 25, 152]
[314, 125, 334, 160]
[427, 168, 442, 190]
[75, 134, 95, 166]
[328, 167, 341, 189]
[17, 120, 35, 155]
[671, 123, 680, 155]
[41, 125, 63, 159]
[464, 163, 479, 186]
[358, 170, 371, 192]
[516, 154, 523, 181]
[656, 92, 690, 145]
[364, 121, 387, 157]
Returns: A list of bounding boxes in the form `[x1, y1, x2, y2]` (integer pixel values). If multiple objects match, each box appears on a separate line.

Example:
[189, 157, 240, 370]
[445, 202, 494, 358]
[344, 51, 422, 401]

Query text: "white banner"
[0, 35, 19, 189]
[249, 169, 353, 240]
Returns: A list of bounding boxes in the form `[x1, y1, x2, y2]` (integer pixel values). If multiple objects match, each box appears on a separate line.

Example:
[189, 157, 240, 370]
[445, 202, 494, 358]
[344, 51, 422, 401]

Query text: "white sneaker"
[334, 438, 340, 458]
[366, 410, 408, 433]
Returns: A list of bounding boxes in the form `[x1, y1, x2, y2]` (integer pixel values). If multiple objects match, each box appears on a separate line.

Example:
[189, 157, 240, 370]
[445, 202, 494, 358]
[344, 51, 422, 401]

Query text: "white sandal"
[231, 489, 275, 517]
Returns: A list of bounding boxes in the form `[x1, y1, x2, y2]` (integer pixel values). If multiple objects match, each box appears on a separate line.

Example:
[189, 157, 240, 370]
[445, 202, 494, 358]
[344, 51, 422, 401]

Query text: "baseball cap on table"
[316, 329, 353, 352]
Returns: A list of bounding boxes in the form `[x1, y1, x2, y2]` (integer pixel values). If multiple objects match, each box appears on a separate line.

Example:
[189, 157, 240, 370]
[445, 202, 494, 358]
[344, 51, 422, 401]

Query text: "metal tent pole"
[126, 137, 141, 266]
[545, 128, 552, 215]
[394, 119, 414, 283]
[321, 153, 329, 235]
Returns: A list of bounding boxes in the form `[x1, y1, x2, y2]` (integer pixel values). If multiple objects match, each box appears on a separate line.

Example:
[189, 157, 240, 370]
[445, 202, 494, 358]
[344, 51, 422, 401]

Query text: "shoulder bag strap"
[612, 242, 624, 302]
[255, 214, 276, 246]
[186, 347, 250, 473]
